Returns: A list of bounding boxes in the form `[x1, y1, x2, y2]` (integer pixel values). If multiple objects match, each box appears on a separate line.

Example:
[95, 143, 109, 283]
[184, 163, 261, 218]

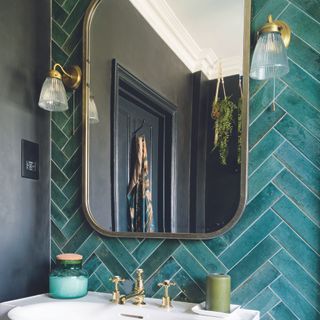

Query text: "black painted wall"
[0, 0, 51, 302]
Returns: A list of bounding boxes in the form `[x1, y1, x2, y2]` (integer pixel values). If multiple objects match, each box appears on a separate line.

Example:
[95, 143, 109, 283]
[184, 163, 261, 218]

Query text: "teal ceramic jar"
[49, 253, 88, 299]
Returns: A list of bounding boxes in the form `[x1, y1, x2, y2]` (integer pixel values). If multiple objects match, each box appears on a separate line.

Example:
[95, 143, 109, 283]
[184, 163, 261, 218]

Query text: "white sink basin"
[4, 292, 259, 320]
[8, 301, 159, 320]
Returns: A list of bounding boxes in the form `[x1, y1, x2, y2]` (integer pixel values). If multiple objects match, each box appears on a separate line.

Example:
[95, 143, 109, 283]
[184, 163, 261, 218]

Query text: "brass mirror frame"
[82, 0, 251, 239]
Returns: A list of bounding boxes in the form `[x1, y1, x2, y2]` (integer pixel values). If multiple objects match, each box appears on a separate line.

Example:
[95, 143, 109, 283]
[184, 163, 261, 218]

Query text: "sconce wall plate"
[259, 15, 291, 48]
[62, 65, 82, 90]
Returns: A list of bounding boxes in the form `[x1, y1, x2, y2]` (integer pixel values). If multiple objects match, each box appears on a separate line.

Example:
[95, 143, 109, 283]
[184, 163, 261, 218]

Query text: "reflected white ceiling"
[129, 0, 244, 79]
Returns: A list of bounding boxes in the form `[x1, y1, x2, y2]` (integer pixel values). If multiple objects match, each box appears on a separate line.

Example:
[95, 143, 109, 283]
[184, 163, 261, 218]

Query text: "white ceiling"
[129, 0, 245, 79]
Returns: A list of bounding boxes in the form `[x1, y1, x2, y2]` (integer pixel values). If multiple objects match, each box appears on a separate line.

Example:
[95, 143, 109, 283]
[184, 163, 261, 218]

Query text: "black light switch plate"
[21, 139, 39, 180]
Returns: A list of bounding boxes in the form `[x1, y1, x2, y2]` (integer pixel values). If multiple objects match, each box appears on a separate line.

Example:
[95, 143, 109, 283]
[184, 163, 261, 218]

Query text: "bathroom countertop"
[0, 292, 259, 320]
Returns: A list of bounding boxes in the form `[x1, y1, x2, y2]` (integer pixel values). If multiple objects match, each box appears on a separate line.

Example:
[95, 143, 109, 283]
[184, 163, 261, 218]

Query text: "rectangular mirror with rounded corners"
[83, 0, 251, 239]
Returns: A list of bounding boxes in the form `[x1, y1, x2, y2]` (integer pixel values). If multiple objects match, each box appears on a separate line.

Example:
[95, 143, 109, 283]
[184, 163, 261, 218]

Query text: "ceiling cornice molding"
[129, 0, 242, 79]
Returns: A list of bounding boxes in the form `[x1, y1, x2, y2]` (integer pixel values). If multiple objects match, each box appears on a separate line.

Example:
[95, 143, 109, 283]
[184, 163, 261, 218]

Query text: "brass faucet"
[119, 269, 145, 305]
[110, 276, 126, 304]
[158, 280, 176, 308]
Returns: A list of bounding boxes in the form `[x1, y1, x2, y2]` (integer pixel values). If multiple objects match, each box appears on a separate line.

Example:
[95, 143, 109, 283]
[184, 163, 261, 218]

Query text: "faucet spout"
[119, 289, 145, 305]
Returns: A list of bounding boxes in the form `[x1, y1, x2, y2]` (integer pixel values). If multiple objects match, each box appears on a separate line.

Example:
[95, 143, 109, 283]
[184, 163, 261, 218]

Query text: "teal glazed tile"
[95, 244, 131, 280]
[274, 142, 320, 197]
[172, 269, 204, 303]
[250, 79, 285, 124]
[102, 238, 139, 275]
[63, 189, 81, 217]
[276, 114, 320, 168]
[52, 0, 68, 26]
[119, 238, 141, 253]
[51, 239, 62, 259]
[52, 41, 68, 66]
[62, 0, 91, 34]
[63, 0, 79, 13]
[251, 0, 266, 19]
[144, 257, 180, 296]
[51, 182, 68, 209]
[287, 35, 320, 82]
[282, 60, 320, 111]
[251, 0, 288, 34]
[83, 253, 101, 276]
[280, 5, 320, 52]
[245, 287, 280, 316]
[272, 223, 320, 282]
[63, 22, 82, 55]
[249, 79, 267, 97]
[261, 314, 274, 320]
[223, 183, 282, 244]
[62, 126, 82, 158]
[273, 170, 320, 225]
[52, 120, 68, 149]
[77, 232, 102, 261]
[52, 20, 68, 47]
[231, 262, 280, 306]
[248, 156, 283, 202]
[62, 147, 82, 179]
[65, 40, 82, 66]
[270, 250, 320, 310]
[88, 273, 101, 291]
[249, 129, 284, 174]
[52, 142, 68, 169]
[51, 202, 68, 229]
[63, 222, 93, 253]
[61, 208, 83, 238]
[94, 264, 113, 291]
[203, 236, 228, 256]
[51, 220, 68, 248]
[289, 0, 320, 23]
[228, 236, 280, 290]
[173, 245, 208, 291]
[277, 88, 320, 138]
[51, 161, 68, 189]
[272, 197, 320, 253]
[269, 303, 299, 320]
[52, 110, 69, 127]
[220, 210, 281, 269]
[62, 167, 81, 199]
[132, 239, 163, 263]
[181, 241, 227, 274]
[249, 106, 285, 149]
[139, 240, 180, 280]
[270, 276, 319, 320]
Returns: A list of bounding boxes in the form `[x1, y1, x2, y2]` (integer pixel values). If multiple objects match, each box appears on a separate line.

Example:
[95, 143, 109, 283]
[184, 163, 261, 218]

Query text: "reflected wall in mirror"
[83, 0, 250, 238]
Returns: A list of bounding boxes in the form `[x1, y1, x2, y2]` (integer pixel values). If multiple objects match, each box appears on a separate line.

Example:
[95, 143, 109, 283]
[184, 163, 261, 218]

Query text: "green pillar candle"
[206, 274, 231, 313]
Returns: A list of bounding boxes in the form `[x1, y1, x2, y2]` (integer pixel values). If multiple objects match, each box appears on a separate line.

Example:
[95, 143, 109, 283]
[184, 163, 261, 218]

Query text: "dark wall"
[0, 0, 51, 302]
[89, 0, 193, 232]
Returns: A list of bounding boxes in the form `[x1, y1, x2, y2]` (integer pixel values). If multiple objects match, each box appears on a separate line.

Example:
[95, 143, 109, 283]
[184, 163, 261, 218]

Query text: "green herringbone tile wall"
[51, 1, 320, 319]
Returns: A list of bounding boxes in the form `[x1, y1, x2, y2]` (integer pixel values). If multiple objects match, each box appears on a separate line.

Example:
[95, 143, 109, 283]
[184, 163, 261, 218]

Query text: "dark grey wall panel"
[0, 0, 51, 302]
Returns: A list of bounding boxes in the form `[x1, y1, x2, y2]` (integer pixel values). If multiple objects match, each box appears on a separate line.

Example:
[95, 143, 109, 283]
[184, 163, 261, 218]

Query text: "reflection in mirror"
[83, 0, 250, 238]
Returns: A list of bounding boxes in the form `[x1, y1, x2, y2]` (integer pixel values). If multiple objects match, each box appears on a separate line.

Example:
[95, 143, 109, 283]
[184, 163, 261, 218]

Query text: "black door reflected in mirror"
[83, 0, 250, 238]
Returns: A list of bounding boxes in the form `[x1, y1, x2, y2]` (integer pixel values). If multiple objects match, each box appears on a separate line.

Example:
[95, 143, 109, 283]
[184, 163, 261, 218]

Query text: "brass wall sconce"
[250, 15, 291, 111]
[38, 63, 82, 112]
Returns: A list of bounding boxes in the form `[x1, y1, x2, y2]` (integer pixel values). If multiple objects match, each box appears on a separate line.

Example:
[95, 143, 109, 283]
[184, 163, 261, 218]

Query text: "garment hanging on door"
[127, 135, 154, 232]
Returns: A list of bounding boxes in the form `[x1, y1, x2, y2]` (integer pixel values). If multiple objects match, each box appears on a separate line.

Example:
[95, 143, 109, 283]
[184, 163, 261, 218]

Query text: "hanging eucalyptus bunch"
[211, 96, 237, 165]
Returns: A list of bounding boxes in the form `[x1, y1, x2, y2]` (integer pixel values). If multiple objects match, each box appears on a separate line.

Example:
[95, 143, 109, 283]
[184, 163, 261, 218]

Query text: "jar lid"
[56, 253, 83, 262]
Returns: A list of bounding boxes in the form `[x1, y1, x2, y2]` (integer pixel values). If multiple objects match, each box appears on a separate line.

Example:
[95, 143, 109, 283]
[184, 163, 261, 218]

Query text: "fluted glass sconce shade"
[250, 15, 291, 81]
[38, 63, 82, 112]
[38, 77, 68, 111]
[250, 32, 289, 80]
[89, 96, 99, 124]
